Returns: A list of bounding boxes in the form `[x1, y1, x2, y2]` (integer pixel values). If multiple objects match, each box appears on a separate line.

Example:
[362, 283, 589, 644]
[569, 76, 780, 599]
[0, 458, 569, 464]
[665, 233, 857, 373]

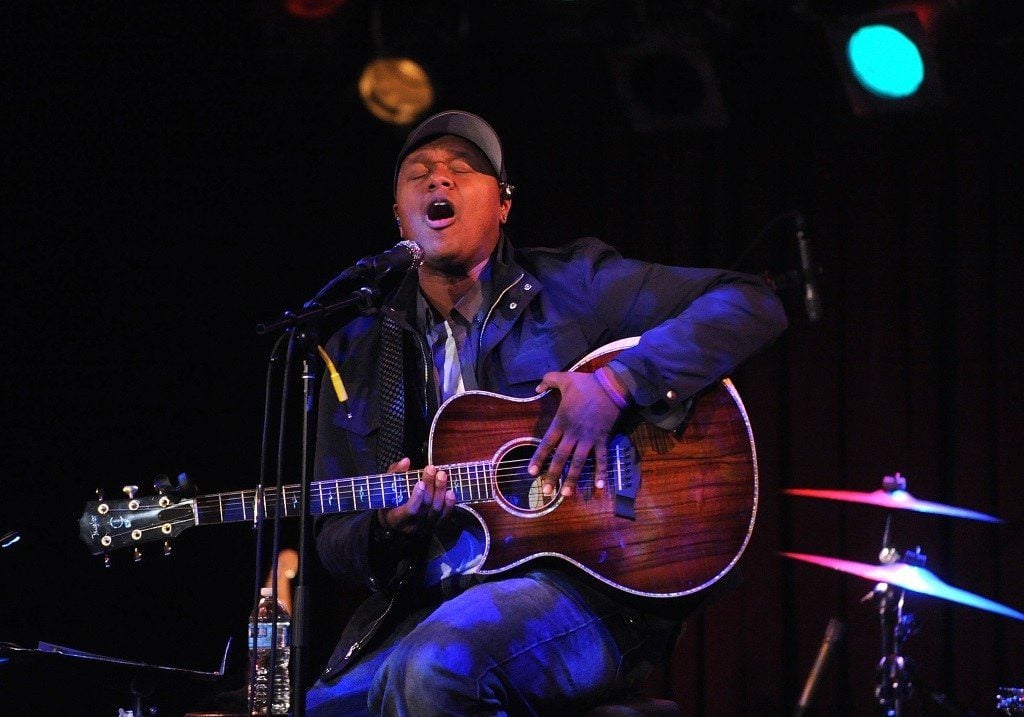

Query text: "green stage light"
[847, 24, 925, 99]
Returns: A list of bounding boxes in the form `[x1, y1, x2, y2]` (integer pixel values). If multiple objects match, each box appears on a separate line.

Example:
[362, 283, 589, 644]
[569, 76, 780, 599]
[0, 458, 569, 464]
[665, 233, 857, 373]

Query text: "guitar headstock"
[79, 475, 197, 561]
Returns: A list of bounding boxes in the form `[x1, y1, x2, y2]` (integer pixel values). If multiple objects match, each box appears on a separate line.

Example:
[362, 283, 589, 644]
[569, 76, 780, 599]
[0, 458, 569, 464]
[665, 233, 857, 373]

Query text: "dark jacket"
[313, 236, 787, 680]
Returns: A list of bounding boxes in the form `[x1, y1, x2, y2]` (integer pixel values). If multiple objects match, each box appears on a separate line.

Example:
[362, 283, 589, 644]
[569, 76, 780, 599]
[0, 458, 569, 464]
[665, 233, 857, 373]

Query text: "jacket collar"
[383, 233, 541, 317]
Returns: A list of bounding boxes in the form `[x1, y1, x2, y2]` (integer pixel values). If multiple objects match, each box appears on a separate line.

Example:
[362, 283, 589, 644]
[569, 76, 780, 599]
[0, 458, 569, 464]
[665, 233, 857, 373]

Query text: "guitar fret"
[452, 465, 463, 501]
[408, 471, 419, 503]
[224, 490, 247, 523]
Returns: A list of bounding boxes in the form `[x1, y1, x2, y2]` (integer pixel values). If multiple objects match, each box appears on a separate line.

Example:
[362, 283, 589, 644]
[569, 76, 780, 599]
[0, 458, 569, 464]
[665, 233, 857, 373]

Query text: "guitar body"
[429, 339, 759, 598]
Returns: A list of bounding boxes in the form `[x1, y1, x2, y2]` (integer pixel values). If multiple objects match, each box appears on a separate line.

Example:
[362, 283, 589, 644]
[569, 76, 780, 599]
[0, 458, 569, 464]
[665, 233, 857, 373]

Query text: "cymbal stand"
[867, 581, 915, 716]
[864, 512, 921, 716]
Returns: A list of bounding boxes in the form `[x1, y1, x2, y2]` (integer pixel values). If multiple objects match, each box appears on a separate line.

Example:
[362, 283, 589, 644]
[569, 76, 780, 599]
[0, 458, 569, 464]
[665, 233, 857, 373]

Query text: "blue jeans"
[306, 571, 652, 716]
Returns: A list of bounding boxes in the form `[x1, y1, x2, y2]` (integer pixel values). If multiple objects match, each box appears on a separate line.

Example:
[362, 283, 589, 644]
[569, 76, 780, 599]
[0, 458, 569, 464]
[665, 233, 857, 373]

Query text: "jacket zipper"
[343, 588, 402, 661]
[479, 272, 524, 352]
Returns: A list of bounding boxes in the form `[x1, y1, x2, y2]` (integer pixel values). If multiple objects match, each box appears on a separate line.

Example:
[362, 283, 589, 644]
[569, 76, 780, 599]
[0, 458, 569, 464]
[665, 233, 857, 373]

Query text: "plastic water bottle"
[248, 587, 291, 715]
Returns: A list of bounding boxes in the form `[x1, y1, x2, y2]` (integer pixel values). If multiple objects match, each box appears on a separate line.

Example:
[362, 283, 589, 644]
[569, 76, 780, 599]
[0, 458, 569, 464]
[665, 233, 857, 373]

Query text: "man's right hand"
[379, 457, 456, 535]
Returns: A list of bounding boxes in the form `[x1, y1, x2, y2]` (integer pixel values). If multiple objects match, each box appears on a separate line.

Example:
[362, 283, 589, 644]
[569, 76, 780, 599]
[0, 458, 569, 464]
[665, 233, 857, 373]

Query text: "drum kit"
[782, 472, 1023, 716]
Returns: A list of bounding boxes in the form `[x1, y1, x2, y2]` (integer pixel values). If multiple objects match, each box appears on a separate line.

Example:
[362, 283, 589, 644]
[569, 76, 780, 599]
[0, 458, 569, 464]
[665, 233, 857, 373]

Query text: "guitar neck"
[193, 461, 495, 526]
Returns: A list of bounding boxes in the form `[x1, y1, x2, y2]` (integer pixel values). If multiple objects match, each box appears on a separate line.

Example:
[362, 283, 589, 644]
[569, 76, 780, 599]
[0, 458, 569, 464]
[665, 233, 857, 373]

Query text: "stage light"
[826, 8, 945, 115]
[285, 0, 348, 21]
[847, 24, 924, 98]
[607, 31, 727, 133]
[358, 57, 434, 126]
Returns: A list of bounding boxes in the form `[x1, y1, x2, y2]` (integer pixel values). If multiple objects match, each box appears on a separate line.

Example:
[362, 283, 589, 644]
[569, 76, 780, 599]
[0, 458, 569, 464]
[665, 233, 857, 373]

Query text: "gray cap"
[393, 110, 507, 193]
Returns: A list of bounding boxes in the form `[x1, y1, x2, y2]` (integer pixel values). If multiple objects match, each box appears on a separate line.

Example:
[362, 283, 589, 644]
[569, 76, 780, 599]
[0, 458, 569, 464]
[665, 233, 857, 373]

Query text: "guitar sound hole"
[494, 442, 599, 514]
[495, 444, 556, 513]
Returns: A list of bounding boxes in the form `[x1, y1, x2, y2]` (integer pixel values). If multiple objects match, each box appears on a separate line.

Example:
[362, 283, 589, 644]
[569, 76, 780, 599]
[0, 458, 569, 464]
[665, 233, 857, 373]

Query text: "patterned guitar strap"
[376, 309, 433, 590]
[376, 311, 406, 472]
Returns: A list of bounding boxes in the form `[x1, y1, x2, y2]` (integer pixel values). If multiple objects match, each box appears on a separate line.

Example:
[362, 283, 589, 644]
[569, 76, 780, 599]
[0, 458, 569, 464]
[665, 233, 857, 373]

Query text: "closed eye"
[403, 163, 429, 180]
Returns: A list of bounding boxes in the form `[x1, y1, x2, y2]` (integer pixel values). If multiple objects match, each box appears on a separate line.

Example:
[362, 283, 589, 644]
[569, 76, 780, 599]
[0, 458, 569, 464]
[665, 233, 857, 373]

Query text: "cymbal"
[782, 551, 1024, 621]
[784, 487, 1001, 523]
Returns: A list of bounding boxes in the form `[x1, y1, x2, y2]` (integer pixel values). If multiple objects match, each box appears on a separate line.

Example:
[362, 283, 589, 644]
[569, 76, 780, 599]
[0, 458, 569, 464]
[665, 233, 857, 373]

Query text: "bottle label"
[249, 622, 290, 650]
[251, 623, 273, 650]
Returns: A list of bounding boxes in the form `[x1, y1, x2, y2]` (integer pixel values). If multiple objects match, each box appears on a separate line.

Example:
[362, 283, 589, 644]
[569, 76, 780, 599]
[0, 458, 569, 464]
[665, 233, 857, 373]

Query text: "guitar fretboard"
[193, 461, 495, 526]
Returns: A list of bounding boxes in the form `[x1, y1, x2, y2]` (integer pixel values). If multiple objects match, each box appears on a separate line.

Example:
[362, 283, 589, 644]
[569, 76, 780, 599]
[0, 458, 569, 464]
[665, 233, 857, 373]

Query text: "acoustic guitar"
[79, 338, 759, 598]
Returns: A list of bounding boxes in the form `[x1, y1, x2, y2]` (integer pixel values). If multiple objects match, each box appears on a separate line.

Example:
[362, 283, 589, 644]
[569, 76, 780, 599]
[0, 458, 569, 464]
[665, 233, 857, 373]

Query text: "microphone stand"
[256, 286, 376, 336]
[291, 326, 317, 717]
[256, 250, 407, 717]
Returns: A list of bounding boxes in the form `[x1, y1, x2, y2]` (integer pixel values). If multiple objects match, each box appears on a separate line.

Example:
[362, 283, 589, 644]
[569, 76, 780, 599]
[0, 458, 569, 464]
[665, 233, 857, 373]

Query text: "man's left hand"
[528, 370, 625, 497]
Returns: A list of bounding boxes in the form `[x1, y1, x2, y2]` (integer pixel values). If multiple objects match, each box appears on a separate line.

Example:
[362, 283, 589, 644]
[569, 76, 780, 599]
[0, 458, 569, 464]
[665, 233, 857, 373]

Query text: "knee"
[371, 624, 489, 712]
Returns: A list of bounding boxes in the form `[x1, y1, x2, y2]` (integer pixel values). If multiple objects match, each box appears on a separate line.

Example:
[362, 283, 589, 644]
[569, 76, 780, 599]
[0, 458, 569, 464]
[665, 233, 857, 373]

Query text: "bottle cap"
[261, 587, 273, 597]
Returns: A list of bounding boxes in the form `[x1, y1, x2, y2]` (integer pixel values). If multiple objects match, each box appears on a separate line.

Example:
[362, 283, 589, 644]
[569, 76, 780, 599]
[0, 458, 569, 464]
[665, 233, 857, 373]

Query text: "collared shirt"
[416, 266, 492, 405]
[409, 271, 494, 589]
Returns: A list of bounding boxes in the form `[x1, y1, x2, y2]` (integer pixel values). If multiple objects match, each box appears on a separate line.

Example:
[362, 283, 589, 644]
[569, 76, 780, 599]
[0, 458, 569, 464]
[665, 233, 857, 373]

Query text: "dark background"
[3, 0, 1022, 714]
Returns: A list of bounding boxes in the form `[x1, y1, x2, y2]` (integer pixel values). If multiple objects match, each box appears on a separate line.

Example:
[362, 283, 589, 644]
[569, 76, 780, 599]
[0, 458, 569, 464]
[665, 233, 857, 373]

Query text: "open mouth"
[425, 200, 456, 222]
[423, 200, 456, 228]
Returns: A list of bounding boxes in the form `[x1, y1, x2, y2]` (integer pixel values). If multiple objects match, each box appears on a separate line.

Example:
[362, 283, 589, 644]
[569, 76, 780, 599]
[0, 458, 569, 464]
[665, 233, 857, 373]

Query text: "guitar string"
[101, 450, 628, 512]
[96, 460, 631, 542]
[96, 449, 634, 536]
[105, 457, 633, 516]
[187, 452, 629, 513]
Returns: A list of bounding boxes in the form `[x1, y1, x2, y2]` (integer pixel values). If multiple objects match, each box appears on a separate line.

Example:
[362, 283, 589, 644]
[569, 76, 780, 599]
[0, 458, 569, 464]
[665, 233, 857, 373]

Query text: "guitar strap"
[376, 311, 406, 472]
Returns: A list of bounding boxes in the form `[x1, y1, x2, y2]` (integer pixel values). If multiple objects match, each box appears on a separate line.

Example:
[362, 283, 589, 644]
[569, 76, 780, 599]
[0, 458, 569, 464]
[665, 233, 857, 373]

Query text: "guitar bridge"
[610, 435, 639, 520]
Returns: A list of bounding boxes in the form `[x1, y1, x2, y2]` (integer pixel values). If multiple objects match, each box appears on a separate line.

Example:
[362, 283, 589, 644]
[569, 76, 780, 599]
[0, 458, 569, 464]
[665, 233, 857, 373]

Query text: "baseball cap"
[393, 110, 508, 193]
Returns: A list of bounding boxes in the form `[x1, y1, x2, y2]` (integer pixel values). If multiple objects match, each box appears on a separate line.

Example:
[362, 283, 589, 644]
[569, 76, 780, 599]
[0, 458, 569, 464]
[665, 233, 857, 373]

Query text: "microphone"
[353, 240, 425, 277]
[794, 617, 845, 716]
[258, 241, 425, 334]
[795, 214, 823, 323]
[306, 240, 424, 306]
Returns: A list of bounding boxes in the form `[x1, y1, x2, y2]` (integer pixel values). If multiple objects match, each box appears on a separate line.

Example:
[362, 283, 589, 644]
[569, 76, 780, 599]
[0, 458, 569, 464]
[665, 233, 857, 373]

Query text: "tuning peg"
[133, 547, 143, 562]
[175, 472, 194, 496]
[163, 540, 173, 557]
[153, 472, 193, 497]
[122, 485, 139, 499]
[96, 488, 105, 501]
